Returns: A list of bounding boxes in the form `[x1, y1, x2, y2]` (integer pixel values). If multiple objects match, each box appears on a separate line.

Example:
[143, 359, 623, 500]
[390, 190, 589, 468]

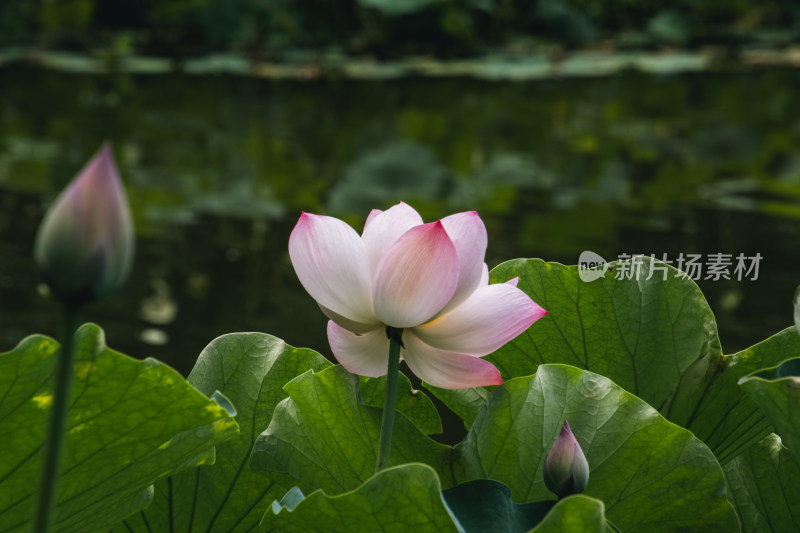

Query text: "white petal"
[327, 321, 389, 377]
[319, 304, 381, 334]
[401, 331, 502, 389]
[361, 202, 424, 273]
[364, 208, 383, 228]
[415, 282, 547, 356]
[373, 221, 459, 328]
[439, 211, 488, 312]
[289, 213, 375, 324]
[479, 263, 489, 286]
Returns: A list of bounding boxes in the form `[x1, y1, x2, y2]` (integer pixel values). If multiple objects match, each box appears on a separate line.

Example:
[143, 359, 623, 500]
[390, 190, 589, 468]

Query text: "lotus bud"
[543, 420, 590, 499]
[34, 142, 134, 306]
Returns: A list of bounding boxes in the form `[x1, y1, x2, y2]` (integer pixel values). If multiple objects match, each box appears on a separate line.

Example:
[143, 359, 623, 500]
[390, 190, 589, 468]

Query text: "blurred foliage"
[328, 141, 447, 213]
[2, 0, 800, 58]
[3, 67, 800, 235]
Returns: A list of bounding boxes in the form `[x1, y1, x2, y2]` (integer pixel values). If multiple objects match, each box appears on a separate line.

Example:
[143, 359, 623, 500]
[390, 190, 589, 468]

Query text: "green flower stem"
[33, 305, 80, 533]
[375, 327, 403, 473]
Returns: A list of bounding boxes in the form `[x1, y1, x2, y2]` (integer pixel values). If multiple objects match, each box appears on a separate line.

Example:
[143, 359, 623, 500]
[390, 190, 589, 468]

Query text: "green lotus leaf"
[454, 364, 738, 532]
[265, 468, 611, 533]
[530, 495, 611, 533]
[358, 374, 442, 435]
[250, 365, 454, 494]
[0, 324, 237, 532]
[669, 327, 800, 464]
[739, 356, 800, 463]
[112, 333, 330, 532]
[424, 385, 489, 429]
[430, 258, 800, 464]
[442, 478, 556, 532]
[252, 360, 737, 531]
[264, 463, 460, 532]
[724, 434, 800, 532]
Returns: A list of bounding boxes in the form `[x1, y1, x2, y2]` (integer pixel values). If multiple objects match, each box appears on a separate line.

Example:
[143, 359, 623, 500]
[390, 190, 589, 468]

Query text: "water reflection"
[1, 66, 799, 377]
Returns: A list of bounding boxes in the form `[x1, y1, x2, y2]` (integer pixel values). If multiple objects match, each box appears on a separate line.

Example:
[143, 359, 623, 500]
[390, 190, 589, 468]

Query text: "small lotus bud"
[34, 142, 134, 306]
[543, 420, 590, 499]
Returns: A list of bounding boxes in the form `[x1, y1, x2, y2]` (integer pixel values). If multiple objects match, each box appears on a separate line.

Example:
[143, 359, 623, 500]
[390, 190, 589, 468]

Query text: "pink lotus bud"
[543, 420, 590, 499]
[34, 143, 134, 305]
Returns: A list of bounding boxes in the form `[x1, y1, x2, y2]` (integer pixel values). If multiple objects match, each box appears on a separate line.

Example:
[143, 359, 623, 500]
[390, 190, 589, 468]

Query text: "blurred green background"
[1, 1, 800, 387]
[2, 0, 800, 58]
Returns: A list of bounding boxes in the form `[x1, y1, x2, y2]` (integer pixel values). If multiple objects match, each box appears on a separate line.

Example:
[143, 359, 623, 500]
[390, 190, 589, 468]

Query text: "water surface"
[1, 65, 799, 378]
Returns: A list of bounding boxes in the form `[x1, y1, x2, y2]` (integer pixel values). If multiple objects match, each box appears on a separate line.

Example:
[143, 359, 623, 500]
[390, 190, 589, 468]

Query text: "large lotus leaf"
[358, 374, 442, 435]
[454, 364, 738, 532]
[442, 479, 555, 532]
[668, 327, 800, 464]
[428, 257, 719, 426]
[724, 434, 800, 532]
[264, 463, 460, 532]
[0, 324, 238, 532]
[265, 467, 610, 533]
[250, 365, 454, 494]
[430, 258, 800, 463]
[425, 385, 489, 429]
[530, 495, 610, 533]
[487, 257, 719, 410]
[111, 333, 330, 532]
[739, 357, 800, 463]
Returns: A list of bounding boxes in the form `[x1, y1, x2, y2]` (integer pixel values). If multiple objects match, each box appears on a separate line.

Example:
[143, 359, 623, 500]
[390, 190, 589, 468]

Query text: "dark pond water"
[2, 65, 800, 381]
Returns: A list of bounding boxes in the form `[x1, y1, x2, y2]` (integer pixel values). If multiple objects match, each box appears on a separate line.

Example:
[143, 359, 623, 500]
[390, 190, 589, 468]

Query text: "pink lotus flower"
[34, 142, 134, 304]
[288, 202, 547, 389]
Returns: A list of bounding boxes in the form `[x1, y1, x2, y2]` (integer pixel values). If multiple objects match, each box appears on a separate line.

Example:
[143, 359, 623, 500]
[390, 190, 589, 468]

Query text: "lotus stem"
[375, 327, 403, 472]
[33, 305, 80, 532]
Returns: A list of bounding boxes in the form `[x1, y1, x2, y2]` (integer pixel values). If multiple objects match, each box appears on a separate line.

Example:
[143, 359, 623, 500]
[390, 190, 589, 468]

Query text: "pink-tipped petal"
[505, 277, 520, 287]
[327, 321, 389, 377]
[319, 304, 381, 334]
[373, 221, 459, 328]
[439, 211, 488, 311]
[415, 283, 547, 356]
[402, 331, 503, 389]
[289, 213, 375, 324]
[361, 202, 424, 272]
